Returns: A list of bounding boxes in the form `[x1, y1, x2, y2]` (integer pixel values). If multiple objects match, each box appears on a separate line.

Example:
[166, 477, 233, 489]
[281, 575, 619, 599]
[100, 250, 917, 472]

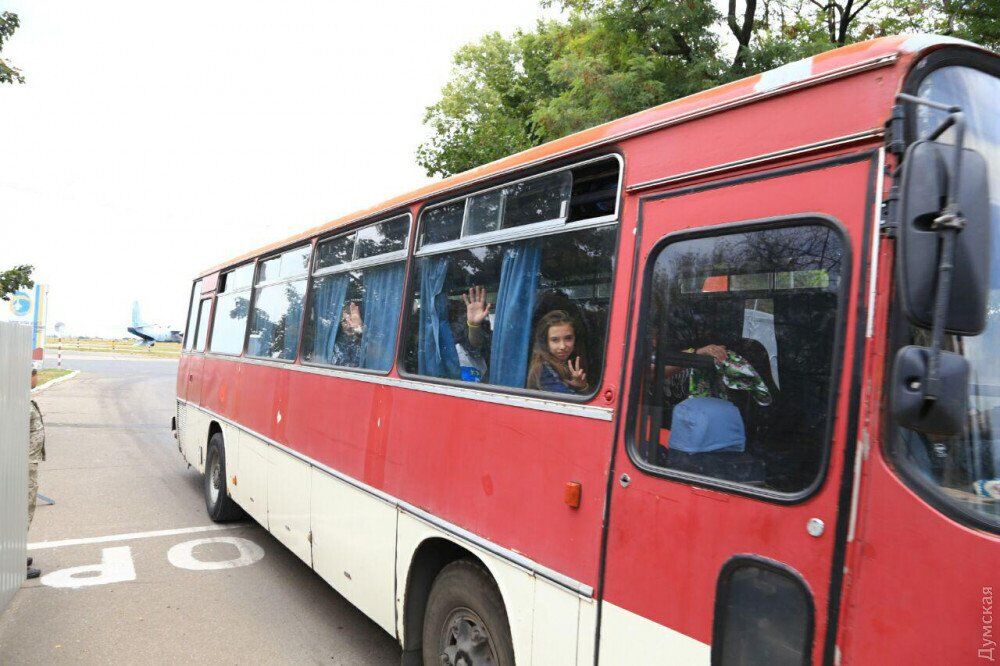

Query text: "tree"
[419, 0, 998, 177]
[1, 265, 34, 301]
[416, 21, 580, 178]
[0, 11, 24, 85]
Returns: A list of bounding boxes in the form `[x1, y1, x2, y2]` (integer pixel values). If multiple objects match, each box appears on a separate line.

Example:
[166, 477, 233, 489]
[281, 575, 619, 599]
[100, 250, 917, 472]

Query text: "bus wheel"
[204, 433, 243, 522]
[422, 559, 514, 666]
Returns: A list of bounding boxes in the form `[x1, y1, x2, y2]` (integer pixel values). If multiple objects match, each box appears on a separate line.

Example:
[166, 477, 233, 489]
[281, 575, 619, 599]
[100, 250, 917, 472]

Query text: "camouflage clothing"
[28, 399, 45, 528]
[687, 350, 772, 406]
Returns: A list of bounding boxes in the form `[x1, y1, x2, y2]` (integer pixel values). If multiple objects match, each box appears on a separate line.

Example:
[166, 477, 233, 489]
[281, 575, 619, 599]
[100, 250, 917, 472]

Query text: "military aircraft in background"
[127, 301, 182, 346]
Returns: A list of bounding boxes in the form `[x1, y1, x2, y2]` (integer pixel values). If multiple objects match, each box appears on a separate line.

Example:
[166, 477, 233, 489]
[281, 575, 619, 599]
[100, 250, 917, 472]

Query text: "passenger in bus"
[526, 310, 589, 394]
[333, 301, 364, 366]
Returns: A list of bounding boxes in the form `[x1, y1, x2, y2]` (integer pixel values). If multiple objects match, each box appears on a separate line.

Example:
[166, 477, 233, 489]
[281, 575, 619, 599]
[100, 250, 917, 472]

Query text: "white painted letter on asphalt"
[167, 536, 264, 571]
[41, 546, 137, 589]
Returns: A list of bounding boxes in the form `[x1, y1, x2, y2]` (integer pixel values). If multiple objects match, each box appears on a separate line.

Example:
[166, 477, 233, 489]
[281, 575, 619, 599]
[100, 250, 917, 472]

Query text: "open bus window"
[633, 223, 845, 496]
[402, 226, 616, 396]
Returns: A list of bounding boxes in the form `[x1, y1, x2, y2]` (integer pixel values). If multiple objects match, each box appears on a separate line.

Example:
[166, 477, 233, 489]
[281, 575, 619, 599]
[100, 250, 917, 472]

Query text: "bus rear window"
[632, 222, 846, 497]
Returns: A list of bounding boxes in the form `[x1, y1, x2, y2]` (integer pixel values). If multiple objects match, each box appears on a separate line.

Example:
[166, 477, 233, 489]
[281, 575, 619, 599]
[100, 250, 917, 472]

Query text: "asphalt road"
[0, 353, 400, 664]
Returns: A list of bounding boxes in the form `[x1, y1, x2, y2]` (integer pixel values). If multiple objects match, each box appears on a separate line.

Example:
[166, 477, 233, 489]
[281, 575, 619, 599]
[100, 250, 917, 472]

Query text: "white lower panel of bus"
[179, 405, 212, 474]
[312, 468, 397, 635]
[598, 602, 710, 664]
[266, 445, 311, 564]
[233, 430, 269, 528]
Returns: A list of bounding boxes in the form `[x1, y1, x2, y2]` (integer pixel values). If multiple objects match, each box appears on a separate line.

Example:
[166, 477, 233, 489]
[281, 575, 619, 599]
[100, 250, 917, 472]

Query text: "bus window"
[420, 201, 464, 247]
[209, 263, 254, 355]
[302, 215, 409, 372]
[195, 299, 211, 352]
[183, 280, 201, 351]
[402, 225, 616, 395]
[417, 156, 621, 253]
[633, 222, 846, 496]
[247, 245, 310, 361]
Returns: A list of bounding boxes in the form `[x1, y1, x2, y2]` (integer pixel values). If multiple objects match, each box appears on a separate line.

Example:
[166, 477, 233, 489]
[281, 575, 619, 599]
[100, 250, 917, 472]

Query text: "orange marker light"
[231, 475, 238, 486]
[564, 482, 582, 509]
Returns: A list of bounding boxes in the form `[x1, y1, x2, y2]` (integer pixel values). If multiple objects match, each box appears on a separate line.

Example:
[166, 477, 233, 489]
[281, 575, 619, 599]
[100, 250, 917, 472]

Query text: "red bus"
[175, 35, 999, 665]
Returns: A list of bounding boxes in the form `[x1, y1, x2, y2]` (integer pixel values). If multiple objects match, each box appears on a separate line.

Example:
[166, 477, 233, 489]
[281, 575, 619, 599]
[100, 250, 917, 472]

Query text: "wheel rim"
[438, 606, 498, 666]
[208, 451, 221, 506]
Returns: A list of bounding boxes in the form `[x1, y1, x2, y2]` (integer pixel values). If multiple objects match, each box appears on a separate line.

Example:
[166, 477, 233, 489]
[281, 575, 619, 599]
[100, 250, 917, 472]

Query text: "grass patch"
[45, 337, 181, 358]
[36, 368, 74, 387]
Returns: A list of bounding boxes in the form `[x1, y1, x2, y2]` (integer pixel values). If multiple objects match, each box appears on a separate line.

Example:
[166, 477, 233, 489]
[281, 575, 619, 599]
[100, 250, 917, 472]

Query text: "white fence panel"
[0, 322, 31, 614]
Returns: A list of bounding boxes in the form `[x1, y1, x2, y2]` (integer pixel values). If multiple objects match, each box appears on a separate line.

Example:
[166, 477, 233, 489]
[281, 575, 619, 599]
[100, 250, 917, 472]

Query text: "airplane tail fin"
[131, 301, 143, 327]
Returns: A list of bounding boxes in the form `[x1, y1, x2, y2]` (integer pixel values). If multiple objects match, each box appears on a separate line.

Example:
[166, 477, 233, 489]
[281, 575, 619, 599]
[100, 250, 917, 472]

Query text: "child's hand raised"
[567, 357, 588, 391]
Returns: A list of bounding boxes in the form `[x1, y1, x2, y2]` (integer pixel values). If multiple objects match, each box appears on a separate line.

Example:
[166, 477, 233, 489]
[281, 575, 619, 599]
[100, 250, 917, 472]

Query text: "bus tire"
[204, 433, 243, 522]
[422, 559, 514, 666]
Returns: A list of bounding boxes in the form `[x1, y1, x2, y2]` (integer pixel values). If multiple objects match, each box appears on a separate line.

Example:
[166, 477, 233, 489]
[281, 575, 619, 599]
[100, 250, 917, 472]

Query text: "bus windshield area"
[634, 223, 845, 497]
[892, 63, 1000, 529]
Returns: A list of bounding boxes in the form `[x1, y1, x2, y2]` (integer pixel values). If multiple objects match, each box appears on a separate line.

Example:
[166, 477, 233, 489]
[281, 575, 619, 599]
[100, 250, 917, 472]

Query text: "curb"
[32, 370, 80, 394]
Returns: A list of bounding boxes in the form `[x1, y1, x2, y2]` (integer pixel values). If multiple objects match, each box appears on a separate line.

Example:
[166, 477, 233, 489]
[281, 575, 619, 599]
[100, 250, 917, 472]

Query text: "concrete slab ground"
[0, 353, 400, 664]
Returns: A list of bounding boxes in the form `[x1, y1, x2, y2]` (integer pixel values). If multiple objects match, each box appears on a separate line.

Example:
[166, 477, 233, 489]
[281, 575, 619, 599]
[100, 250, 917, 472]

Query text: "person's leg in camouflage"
[26, 462, 40, 579]
[28, 461, 38, 529]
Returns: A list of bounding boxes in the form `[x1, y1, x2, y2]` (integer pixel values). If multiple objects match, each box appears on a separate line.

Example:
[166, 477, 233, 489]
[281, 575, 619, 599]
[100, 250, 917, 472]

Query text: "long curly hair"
[526, 310, 586, 390]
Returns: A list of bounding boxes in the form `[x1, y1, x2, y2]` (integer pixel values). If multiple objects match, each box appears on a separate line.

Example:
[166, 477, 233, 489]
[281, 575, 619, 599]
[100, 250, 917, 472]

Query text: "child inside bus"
[526, 310, 589, 394]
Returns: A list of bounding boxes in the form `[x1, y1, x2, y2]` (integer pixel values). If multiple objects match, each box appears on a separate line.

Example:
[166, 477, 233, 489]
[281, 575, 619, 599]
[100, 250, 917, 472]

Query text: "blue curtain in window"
[360, 262, 406, 371]
[310, 273, 350, 363]
[489, 239, 542, 387]
[418, 256, 461, 378]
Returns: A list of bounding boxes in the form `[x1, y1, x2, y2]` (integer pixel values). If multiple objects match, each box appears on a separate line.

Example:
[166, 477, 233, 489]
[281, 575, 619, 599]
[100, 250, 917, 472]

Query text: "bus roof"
[200, 33, 975, 277]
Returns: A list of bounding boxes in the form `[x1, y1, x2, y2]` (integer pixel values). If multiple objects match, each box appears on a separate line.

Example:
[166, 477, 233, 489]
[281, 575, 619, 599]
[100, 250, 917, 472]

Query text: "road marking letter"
[167, 536, 264, 571]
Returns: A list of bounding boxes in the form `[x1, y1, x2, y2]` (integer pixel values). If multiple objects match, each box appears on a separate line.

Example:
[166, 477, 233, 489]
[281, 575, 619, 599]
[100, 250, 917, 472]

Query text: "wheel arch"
[401, 536, 506, 658]
[207, 420, 223, 445]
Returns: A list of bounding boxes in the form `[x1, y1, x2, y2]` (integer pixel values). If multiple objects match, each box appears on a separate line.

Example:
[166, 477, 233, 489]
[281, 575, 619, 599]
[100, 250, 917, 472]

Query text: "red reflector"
[564, 482, 582, 509]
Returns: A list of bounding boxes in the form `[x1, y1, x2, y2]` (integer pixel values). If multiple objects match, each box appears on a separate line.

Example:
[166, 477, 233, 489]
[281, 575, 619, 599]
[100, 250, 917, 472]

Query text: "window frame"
[208, 261, 256, 357]
[624, 215, 852, 504]
[396, 152, 625, 403]
[415, 154, 623, 258]
[886, 47, 1000, 534]
[245, 244, 312, 363]
[299, 212, 413, 375]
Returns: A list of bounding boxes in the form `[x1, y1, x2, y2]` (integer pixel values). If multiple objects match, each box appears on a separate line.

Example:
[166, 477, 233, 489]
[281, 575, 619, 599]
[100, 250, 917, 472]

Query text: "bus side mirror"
[890, 94, 991, 438]
[891, 345, 969, 436]
[896, 139, 991, 335]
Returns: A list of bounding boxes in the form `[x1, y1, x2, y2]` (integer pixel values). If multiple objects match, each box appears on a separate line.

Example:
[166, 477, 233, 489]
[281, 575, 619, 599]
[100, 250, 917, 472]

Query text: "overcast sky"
[0, 1, 557, 337]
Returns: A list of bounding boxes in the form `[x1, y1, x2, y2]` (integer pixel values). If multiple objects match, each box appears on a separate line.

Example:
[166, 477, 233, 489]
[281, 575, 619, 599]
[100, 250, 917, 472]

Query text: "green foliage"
[943, 0, 1000, 50]
[0, 11, 24, 85]
[0, 265, 34, 301]
[419, 0, 998, 178]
